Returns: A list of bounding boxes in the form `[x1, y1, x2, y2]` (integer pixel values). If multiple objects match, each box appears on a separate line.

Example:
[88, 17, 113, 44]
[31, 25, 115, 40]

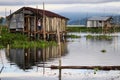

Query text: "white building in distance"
[87, 16, 112, 28]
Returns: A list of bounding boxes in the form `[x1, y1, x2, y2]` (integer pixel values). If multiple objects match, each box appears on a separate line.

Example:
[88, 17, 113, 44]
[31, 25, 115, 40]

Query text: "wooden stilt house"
[7, 7, 69, 40]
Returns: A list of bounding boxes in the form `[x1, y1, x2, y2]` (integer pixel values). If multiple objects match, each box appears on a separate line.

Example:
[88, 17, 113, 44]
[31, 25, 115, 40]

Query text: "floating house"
[7, 7, 69, 40]
[87, 16, 112, 28]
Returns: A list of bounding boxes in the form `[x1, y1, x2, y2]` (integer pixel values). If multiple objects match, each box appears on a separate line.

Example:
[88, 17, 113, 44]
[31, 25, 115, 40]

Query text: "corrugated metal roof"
[88, 16, 111, 21]
[7, 7, 69, 20]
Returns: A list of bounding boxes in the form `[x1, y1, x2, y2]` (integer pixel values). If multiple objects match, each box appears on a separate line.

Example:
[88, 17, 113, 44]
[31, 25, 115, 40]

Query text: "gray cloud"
[0, 0, 120, 6]
[58, 5, 120, 14]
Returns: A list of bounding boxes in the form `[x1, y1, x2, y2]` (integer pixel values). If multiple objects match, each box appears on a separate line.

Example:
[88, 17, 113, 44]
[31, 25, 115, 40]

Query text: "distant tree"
[0, 17, 4, 24]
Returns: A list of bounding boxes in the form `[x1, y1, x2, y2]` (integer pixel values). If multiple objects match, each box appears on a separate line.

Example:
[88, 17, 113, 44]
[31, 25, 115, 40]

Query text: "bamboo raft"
[50, 65, 120, 70]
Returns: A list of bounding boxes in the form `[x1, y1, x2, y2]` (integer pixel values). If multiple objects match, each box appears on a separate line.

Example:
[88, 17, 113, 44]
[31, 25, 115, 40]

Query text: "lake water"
[0, 32, 120, 80]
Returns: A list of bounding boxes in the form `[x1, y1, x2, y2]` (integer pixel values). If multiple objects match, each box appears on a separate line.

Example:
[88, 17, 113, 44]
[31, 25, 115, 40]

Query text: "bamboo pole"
[43, 2, 46, 40]
[35, 6, 38, 39]
[57, 21, 62, 80]
[50, 65, 120, 70]
[57, 24, 61, 45]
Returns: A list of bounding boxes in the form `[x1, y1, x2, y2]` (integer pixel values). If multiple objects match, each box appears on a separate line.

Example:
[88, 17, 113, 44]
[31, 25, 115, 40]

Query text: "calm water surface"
[0, 33, 120, 80]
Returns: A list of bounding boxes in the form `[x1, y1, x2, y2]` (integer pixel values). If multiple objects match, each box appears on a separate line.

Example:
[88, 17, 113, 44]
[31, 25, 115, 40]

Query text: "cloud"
[53, 2, 120, 16]
[0, 0, 120, 6]
[0, 0, 120, 16]
[57, 3, 120, 13]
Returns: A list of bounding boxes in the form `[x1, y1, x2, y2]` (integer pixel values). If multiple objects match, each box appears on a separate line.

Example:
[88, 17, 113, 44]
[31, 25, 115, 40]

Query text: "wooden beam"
[50, 65, 120, 70]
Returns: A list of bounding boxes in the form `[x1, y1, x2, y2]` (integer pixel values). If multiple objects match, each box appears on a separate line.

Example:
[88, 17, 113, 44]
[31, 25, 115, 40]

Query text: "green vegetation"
[66, 27, 103, 33]
[66, 34, 81, 38]
[0, 45, 4, 49]
[86, 35, 112, 40]
[67, 26, 120, 33]
[0, 26, 56, 49]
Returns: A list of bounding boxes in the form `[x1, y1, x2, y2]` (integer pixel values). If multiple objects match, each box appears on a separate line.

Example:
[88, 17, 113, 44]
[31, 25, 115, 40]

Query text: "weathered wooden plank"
[50, 65, 120, 70]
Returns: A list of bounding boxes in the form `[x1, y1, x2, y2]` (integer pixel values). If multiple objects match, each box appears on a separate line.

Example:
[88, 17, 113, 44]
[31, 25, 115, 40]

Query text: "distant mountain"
[59, 12, 116, 25]
[112, 16, 120, 25]
[68, 18, 87, 25]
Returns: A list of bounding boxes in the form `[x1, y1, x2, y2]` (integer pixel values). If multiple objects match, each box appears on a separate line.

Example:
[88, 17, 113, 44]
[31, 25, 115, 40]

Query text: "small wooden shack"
[87, 16, 112, 28]
[7, 7, 69, 40]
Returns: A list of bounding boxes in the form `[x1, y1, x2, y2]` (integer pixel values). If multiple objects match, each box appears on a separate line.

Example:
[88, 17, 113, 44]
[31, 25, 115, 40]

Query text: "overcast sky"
[0, 0, 120, 5]
[0, 0, 120, 17]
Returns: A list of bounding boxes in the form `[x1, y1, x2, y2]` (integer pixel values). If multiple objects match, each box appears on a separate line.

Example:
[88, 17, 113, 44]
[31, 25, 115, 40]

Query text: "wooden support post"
[57, 26, 61, 45]
[57, 23, 62, 80]
[23, 9, 25, 35]
[43, 2, 46, 40]
[28, 17, 30, 38]
[34, 16, 36, 39]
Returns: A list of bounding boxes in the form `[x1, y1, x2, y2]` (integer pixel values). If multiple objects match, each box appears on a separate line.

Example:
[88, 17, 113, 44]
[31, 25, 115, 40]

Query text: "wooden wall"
[44, 16, 67, 32]
[9, 12, 24, 30]
[8, 9, 68, 37]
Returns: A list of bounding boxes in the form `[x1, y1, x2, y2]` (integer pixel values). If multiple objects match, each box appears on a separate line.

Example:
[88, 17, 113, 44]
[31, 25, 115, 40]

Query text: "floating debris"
[101, 49, 106, 53]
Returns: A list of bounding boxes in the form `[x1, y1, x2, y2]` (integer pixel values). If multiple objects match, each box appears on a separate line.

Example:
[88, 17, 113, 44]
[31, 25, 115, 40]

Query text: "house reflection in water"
[6, 42, 68, 70]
